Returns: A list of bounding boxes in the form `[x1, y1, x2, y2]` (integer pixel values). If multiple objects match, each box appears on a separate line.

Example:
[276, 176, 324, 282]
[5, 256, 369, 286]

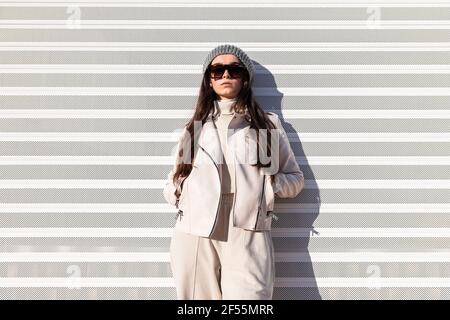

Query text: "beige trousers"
[169, 193, 275, 300]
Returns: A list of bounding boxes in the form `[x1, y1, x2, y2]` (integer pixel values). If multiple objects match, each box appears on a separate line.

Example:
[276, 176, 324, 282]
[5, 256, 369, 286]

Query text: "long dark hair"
[172, 61, 277, 185]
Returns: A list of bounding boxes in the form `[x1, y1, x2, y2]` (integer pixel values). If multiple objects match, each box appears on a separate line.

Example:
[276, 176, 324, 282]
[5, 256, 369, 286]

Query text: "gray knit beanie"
[202, 44, 255, 84]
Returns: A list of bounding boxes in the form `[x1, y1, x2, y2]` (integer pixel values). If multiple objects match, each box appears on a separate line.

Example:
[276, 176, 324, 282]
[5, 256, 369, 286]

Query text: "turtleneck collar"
[214, 98, 237, 115]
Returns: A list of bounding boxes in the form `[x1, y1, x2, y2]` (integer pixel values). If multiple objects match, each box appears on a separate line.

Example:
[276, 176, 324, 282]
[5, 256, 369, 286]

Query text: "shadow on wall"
[254, 62, 322, 300]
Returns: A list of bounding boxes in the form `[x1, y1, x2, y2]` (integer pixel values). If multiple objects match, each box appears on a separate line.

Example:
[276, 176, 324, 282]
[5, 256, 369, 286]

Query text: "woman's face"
[209, 54, 244, 100]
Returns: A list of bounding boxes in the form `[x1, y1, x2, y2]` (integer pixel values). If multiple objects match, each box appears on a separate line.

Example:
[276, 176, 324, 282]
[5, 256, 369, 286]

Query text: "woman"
[163, 44, 304, 300]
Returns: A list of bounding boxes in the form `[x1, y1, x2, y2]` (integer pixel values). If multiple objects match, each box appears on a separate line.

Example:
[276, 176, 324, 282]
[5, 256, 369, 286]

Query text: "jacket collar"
[198, 104, 250, 165]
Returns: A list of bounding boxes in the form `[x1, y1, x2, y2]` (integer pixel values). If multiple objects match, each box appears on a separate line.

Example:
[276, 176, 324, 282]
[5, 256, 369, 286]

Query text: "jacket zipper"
[231, 155, 237, 227]
[174, 176, 188, 221]
[253, 175, 266, 229]
[198, 145, 222, 238]
[175, 209, 183, 221]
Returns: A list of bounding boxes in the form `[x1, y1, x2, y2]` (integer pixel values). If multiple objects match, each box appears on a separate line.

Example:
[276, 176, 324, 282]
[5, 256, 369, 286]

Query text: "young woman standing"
[163, 44, 304, 300]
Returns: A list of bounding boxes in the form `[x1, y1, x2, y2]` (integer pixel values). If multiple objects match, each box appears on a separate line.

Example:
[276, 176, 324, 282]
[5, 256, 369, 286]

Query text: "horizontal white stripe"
[0, 42, 448, 52]
[304, 180, 450, 189]
[0, 252, 171, 262]
[0, 108, 448, 118]
[0, 277, 448, 288]
[0, 156, 447, 165]
[0, 277, 175, 288]
[1, 20, 449, 29]
[0, 252, 448, 263]
[0, 227, 173, 238]
[1, 64, 450, 74]
[277, 252, 450, 262]
[0, 132, 448, 142]
[1, 87, 449, 96]
[0, 0, 447, 8]
[0, 179, 448, 189]
[275, 277, 450, 288]
[0, 203, 447, 213]
[0, 228, 448, 238]
[288, 132, 450, 142]
[272, 228, 450, 238]
[260, 64, 450, 74]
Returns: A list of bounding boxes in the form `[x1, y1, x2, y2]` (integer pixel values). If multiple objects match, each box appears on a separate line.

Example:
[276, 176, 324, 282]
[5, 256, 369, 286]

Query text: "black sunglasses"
[208, 63, 246, 80]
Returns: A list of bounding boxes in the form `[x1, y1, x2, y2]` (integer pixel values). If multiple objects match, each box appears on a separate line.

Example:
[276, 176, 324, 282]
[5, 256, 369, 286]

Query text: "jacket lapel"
[197, 117, 223, 166]
[197, 106, 252, 166]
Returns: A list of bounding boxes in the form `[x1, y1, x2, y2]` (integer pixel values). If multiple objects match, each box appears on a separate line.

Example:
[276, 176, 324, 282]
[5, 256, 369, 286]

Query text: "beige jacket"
[163, 110, 304, 237]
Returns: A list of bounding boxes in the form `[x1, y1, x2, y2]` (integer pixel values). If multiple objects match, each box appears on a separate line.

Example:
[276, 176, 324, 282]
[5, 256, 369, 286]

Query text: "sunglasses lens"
[210, 66, 225, 79]
[209, 64, 245, 80]
[229, 65, 244, 78]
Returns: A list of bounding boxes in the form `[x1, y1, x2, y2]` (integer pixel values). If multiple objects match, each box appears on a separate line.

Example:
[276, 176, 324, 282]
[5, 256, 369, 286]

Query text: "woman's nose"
[222, 69, 231, 78]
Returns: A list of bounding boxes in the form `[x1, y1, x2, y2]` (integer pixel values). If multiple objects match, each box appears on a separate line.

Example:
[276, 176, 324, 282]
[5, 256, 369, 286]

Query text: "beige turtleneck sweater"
[214, 97, 244, 194]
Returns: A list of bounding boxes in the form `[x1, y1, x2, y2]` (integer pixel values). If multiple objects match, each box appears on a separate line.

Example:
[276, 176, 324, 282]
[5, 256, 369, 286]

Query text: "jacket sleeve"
[162, 127, 189, 207]
[271, 115, 305, 198]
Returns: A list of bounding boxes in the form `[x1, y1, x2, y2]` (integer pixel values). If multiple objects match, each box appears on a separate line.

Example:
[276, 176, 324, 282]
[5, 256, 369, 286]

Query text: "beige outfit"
[170, 193, 275, 300]
[170, 98, 275, 299]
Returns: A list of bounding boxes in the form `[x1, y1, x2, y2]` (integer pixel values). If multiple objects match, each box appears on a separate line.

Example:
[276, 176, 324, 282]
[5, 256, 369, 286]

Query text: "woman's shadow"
[254, 62, 322, 300]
